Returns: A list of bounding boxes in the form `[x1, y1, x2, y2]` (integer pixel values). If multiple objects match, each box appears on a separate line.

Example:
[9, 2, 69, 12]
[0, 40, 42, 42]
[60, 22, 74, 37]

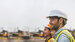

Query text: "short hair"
[49, 16, 67, 26]
[57, 17, 67, 26]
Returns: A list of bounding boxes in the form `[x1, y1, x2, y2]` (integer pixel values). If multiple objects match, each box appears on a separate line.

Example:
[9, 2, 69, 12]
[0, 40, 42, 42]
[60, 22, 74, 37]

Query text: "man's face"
[44, 27, 50, 36]
[50, 30, 56, 35]
[49, 17, 60, 30]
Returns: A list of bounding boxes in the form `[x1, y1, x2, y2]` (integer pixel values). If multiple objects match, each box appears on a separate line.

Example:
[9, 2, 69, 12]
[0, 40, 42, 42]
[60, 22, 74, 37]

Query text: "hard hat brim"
[45, 26, 51, 30]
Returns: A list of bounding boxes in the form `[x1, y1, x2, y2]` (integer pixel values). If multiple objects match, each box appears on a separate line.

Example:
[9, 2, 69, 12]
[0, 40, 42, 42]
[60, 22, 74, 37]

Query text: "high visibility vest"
[44, 38, 54, 42]
[54, 30, 75, 42]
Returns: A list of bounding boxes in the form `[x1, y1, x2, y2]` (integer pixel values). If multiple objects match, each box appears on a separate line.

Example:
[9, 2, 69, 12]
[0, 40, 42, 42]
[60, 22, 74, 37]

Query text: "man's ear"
[59, 18, 63, 24]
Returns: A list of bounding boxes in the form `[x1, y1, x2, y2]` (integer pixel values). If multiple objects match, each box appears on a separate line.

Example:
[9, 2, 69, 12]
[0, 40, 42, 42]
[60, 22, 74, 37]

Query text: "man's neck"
[46, 35, 50, 40]
[57, 24, 63, 31]
[52, 35, 54, 38]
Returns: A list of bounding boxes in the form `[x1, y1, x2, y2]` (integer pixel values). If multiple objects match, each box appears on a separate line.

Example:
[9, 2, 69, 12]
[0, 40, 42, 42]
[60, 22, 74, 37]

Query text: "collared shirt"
[54, 27, 70, 42]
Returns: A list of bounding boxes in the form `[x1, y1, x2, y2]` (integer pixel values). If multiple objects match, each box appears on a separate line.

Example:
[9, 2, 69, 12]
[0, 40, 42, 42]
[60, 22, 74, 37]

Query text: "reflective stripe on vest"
[44, 38, 54, 42]
[55, 30, 75, 42]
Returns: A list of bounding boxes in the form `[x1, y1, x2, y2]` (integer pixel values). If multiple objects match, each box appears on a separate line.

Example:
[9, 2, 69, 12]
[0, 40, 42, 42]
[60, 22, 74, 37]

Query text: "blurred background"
[0, 0, 75, 42]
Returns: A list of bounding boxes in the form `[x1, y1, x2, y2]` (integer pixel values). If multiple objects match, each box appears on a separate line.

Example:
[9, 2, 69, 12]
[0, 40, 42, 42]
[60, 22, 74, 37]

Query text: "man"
[44, 25, 54, 42]
[50, 28, 56, 38]
[47, 10, 75, 42]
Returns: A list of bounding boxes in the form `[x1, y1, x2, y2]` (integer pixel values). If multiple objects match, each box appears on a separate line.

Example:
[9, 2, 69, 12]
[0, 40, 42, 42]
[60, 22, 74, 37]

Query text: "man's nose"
[44, 30, 45, 33]
[49, 20, 52, 24]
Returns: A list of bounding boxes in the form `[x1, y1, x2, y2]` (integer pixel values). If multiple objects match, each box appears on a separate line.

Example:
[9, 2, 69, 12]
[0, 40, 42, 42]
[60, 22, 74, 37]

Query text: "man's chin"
[51, 26, 54, 29]
[44, 35, 46, 37]
[44, 35, 46, 36]
[51, 27, 54, 29]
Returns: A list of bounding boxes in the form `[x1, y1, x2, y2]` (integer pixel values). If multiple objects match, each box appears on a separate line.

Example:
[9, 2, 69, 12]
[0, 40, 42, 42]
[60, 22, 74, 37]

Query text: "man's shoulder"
[58, 29, 70, 39]
[58, 34, 70, 42]
[59, 33, 69, 38]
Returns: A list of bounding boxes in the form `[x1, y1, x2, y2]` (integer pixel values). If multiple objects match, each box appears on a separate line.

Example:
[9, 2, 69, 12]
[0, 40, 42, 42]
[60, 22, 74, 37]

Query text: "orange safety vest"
[44, 38, 54, 42]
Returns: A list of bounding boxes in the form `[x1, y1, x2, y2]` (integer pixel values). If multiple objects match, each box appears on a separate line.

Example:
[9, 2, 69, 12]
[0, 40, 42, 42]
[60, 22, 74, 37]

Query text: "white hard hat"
[47, 10, 67, 19]
[45, 24, 51, 29]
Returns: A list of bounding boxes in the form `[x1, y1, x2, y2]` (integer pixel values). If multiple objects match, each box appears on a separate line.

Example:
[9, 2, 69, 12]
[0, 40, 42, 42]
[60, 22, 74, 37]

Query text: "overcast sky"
[0, 0, 75, 32]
